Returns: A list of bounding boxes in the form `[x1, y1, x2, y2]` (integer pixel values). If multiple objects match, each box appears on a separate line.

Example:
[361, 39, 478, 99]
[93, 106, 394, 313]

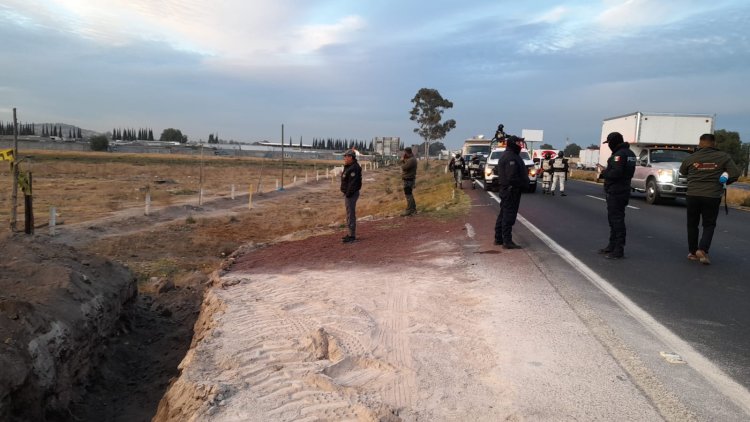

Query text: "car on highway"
[483, 147, 538, 192]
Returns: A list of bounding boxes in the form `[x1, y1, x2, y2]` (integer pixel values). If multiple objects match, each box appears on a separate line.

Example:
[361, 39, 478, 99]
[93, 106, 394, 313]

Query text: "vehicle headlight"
[528, 167, 537, 177]
[484, 167, 493, 178]
[657, 169, 674, 183]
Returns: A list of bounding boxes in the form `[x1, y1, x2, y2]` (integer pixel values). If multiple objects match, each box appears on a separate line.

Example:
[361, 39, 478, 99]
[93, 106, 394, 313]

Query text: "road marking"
[478, 181, 750, 415]
[587, 194, 640, 210]
[465, 223, 475, 239]
[524, 216, 750, 414]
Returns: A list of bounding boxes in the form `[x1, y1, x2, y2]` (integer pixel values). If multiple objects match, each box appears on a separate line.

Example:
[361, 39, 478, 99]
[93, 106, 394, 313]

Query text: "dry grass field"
[0, 150, 344, 225]
[1, 151, 468, 283]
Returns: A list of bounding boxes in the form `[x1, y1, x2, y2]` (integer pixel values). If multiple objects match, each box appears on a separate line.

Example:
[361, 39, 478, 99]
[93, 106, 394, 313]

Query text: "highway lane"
[488, 179, 750, 390]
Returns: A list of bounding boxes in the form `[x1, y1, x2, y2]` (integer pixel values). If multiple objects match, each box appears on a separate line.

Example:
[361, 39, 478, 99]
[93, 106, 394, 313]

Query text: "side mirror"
[639, 158, 648, 167]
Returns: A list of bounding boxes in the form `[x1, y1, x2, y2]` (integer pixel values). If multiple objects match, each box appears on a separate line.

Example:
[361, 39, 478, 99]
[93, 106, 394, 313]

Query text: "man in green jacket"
[400, 147, 418, 216]
[679, 133, 741, 265]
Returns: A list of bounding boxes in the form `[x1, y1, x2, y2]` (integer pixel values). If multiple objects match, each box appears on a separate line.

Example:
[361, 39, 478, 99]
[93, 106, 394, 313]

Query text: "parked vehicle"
[483, 144, 538, 193]
[577, 148, 600, 170]
[461, 136, 492, 179]
[597, 112, 714, 204]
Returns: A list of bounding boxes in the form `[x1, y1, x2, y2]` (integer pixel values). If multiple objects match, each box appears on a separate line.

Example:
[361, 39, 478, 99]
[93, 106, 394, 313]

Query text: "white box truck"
[578, 148, 600, 170]
[598, 112, 714, 204]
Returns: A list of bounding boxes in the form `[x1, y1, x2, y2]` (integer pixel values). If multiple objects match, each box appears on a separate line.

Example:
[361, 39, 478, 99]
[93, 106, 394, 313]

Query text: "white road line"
[481, 183, 750, 415]
[587, 194, 640, 210]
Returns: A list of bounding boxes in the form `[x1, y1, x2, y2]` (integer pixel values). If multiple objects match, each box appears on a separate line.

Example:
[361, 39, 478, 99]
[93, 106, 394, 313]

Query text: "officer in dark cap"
[494, 136, 530, 249]
[596, 132, 636, 259]
[492, 124, 506, 148]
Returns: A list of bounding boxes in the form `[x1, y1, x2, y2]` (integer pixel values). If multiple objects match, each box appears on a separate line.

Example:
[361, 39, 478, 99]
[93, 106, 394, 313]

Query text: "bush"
[90, 135, 109, 151]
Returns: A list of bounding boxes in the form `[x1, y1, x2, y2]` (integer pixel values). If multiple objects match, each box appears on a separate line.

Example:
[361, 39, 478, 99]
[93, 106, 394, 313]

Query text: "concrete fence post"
[231, 184, 235, 200]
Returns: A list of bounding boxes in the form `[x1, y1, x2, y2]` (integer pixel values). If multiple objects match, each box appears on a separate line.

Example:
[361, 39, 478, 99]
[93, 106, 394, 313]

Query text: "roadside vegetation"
[1, 151, 466, 284]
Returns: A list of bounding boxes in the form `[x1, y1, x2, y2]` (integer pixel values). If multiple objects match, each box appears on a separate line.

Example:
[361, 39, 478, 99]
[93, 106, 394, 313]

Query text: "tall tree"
[409, 88, 456, 159]
[564, 143, 582, 157]
[160, 128, 186, 144]
[715, 129, 747, 174]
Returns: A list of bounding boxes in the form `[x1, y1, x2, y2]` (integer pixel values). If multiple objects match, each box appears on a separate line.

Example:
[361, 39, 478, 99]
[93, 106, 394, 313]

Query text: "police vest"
[552, 159, 567, 172]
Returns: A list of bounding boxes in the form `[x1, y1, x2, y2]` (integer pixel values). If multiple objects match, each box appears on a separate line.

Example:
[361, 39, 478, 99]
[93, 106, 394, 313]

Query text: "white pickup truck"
[598, 112, 714, 204]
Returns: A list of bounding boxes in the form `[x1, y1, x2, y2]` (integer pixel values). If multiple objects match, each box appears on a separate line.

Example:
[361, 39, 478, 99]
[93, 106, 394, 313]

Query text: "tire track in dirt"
[374, 277, 416, 410]
[192, 272, 399, 421]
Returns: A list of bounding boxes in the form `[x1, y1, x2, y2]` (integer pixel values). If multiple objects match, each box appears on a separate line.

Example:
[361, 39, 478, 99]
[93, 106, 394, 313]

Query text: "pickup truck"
[598, 112, 714, 204]
[483, 147, 538, 193]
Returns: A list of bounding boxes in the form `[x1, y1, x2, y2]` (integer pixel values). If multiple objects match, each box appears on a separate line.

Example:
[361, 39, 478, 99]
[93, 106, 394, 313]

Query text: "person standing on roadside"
[679, 133, 741, 264]
[340, 150, 362, 243]
[400, 147, 418, 216]
[596, 132, 636, 259]
[448, 152, 465, 188]
[549, 150, 569, 196]
[541, 151, 553, 194]
[494, 136, 529, 249]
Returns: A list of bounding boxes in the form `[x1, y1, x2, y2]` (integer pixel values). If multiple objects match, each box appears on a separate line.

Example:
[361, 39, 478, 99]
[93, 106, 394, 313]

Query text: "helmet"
[498, 124, 504, 131]
[455, 153, 461, 158]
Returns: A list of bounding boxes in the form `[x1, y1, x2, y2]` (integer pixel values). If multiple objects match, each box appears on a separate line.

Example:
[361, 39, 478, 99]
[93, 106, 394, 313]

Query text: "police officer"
[494, 136, 530, 249]
[597, 132, 636, 259]
[492, 124, 506, 148]
[448, 152, 465, 188]
[549, 150, 568, 196]
[340, 150, 362, 243]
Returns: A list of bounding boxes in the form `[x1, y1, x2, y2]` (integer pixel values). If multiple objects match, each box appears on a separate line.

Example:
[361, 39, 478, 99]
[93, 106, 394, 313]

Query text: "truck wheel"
[483, 182, 490, 191]
[646, 180, 662, 205]
[527, 184, 537, 193]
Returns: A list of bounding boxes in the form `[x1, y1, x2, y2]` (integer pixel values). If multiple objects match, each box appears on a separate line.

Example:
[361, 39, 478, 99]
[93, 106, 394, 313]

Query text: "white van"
[483, 147, 538, 192]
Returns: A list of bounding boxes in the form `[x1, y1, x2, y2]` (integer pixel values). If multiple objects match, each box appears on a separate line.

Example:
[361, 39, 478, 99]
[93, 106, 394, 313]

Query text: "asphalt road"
[476, 179, 750, 392]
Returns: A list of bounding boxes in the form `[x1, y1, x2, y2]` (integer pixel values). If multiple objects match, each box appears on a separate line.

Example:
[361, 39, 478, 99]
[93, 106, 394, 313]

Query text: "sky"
[1, 0, 749, 150]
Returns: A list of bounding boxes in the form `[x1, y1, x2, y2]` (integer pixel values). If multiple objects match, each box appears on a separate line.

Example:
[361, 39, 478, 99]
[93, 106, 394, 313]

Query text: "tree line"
[0, 122, 83, 139]
[112, 127, 155, 141]
[311, 138, 374, 152]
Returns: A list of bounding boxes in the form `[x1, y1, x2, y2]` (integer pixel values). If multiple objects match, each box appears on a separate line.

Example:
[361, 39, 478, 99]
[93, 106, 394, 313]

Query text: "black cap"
[604, 132, 624, 144]
[344, 150, 356, 157]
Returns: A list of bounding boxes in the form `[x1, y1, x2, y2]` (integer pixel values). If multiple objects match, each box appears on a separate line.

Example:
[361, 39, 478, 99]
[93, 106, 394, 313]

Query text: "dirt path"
[154, 200, 664, 421]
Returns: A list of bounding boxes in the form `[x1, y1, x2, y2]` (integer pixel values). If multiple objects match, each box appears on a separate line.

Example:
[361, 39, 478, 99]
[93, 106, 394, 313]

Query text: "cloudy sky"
[1, 0, 748, 149]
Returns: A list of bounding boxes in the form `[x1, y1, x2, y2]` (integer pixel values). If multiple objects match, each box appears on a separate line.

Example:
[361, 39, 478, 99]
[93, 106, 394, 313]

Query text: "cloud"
[533, 5, 569, 23]
[294, 15, 366, 53]
[1, 1, 366, 66]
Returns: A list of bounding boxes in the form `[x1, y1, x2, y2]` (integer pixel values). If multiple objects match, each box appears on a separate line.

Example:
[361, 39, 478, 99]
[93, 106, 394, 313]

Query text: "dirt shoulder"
[154, 199, 664, 421]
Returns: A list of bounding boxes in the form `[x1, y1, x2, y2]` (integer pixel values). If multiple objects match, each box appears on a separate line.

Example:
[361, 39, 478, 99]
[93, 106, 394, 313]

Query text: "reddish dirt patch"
[230, 215, 466, 273]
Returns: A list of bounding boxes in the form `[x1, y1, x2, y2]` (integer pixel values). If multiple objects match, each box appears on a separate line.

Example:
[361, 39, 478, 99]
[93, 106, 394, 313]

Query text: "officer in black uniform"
[491, 124, 506, 149]
[597, 132, 636, 259]
[340, 150, 362, 243]
[494, 136, 530, 249]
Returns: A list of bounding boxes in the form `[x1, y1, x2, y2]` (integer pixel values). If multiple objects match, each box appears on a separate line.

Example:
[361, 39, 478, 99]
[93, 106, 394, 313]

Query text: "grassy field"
[1, 152, 468, 284]
[0, 150, 343, 226]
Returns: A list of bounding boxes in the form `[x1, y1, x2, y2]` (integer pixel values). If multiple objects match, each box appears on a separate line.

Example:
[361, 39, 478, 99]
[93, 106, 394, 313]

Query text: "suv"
[483, 147, 538, 192]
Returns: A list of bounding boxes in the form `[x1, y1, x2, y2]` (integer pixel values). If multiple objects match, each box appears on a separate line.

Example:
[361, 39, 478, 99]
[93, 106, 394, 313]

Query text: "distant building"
[373, 137, 400, 155]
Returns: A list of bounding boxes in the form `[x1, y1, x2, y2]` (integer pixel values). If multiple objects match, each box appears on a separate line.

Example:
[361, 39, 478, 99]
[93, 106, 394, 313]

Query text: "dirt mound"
[0, 232, 136, 421]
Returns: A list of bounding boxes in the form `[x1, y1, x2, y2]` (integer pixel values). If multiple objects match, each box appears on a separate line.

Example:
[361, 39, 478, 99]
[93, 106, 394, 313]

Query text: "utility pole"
[280, 124, 285, 191]
[10, 108, 19, 232]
